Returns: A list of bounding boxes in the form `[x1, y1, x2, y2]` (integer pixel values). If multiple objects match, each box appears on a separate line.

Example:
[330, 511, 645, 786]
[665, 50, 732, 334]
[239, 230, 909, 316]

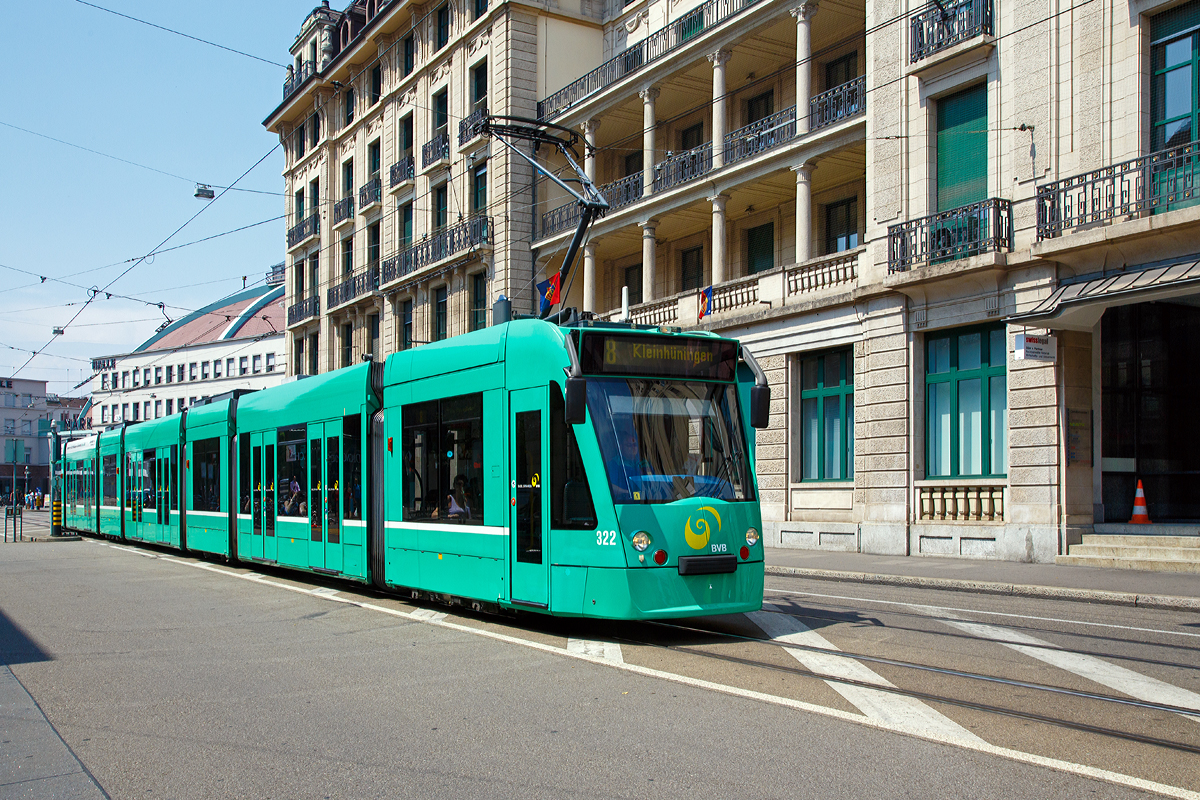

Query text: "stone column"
[641, 220, 657, 303]
[709, 49, 732, 169]
[583, 118, 600, 183]
[793, 163, 814, 263]
[710, 194, 729, 285]
[582, 244, 597, 313]
[640, 87, 659, 197]
[791, 2, 818, 135]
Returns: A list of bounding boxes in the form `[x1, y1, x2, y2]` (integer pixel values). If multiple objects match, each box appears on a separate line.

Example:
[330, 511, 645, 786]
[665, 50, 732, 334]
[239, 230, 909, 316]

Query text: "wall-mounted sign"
[1015, 334, 1057, 362]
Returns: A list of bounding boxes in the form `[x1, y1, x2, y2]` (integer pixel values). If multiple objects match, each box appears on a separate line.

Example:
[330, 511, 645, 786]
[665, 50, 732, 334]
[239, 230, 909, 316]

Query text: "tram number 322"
[597, 530, 619, 546]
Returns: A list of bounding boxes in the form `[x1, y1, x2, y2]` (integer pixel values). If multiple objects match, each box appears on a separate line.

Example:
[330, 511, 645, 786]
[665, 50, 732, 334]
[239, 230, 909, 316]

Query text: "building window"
[166, 366, 174, 384]
[309, 112, 320, 147]
[472, 60, 487, 108]
[240, 357, 249, 376]
[747, 222, 774, 274]
[624, 264, 643, 306]
[399, 114, 414, 157]
[474, 0, 488, 19]
[369, 139, 381, 179]
[101, 406, 109, 423]
[403, 35, 416, 76]
[825, 51, 857, 89]
[309, 332, 319, 376]
[434, 286, 448, 341]
[680, 122, 704, 151]
[433, 184, 448, 229]
[797, 349, 854, 481]
[253, 355, 263, 374]
[368, 314, 380, 359]
[472, 161, 487, 213]
[624, 151, 643, 178]
[154, 367, 162, 385]
[370, 64, 382, 105]
[101, 374, 109, 390]
[20, 419, 31, 435]
[155, 400, 162, 419]
[471, 272, 487, 331]
[826, 198, 858, 254]
[368, 222, 381, 267]
[166, 399, 173, 416]
[202, 362, 210, 380]
[400, 202, 414, 248]
[343, 158, 354, 198]
[122, 403, 129, 422]
[294, 188, 305, 223]
[122, 371, 129, 389]
[344, 88, 355, 125]
[214, 360, 222, 379]
[295, 337, 306, 376]
[436, 5, 451, 49]
[226, 358, 235, 378]
[267, 353, 276, 373]
[681, 246, 703, 291]
[189, 363, 197, 381]
[926, 326, 1007, 478]
[295, 119, 306, 159]
[342, 322, 354, 368]
[132, 403, 140, 422]
[400, 299, 414, 350]
[434, 89, 449, 135]
[133, 370, 140, 387]
[937, 84, 987, 211]
[747, 91, 774, 124]
[342, 236, 354, 275]
[143, 368, 150, 385]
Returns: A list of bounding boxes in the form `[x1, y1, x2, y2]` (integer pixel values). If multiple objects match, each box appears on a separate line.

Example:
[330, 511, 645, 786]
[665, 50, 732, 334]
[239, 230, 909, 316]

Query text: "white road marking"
[567, 638, 625, 663]
[309, 587, 340, 598]
[411, 608, 447, 622]
[940, 618, 1200, 723]
[94, 545, 1200, 800]
[746, 610, 986, 745]
[766, 587, 1200, 640]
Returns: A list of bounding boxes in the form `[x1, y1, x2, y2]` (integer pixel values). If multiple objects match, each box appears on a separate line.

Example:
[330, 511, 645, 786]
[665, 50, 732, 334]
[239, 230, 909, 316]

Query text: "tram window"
[264, 444, 276, 536]
[192, 437, 222, 512]
[343, 414, 362, 520]
[126, 452, 139, 517]
[143, 451, 156, 510]
[327, 437, 340, 545]
[239, 434, 251, 515]
[515, 410, 542, 563]
[550, 383, 596, 529]
[277, 425, 308, 517]
[401, 393, 484, 524]
[310, 439, 322, 541]
[169, 445, 178, 511]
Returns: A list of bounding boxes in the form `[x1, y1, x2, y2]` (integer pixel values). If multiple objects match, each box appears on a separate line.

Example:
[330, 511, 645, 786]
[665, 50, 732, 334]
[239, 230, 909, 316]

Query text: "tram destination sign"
[579, 333, 737, 381]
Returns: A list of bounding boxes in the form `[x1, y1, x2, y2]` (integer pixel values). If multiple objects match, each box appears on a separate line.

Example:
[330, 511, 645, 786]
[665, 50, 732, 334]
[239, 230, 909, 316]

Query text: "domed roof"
[136, 284, 285, 353]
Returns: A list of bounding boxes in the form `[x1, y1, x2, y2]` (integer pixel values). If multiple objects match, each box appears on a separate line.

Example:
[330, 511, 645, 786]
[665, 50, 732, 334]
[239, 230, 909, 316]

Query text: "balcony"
[333, 196, 355, 225]
[888, 198, 1012, 273]
[381, 216, 492, 285]
[422, 132, 450, 168]
[910, 0, 993, 64]
[539, 174, 645, 239]
[266, 262, 286, 286]
[653, 142, 713, 193]
[786, 249, 859, 295]
[542, 203, 582, 239]
[287, 296, 320, 326]
[810, 76, 865, 131]
[725, 107, 797, 166]
[328, 265, 380, 310]
[286, 213, 320, 249]
[459, 106, 488, 146]
[283, 60, 315, 100]
[537, 0, 765, 120]
[390, 155, 415, 188]
[359, 178, 382, 211]
[1036, 139, 1200, 241]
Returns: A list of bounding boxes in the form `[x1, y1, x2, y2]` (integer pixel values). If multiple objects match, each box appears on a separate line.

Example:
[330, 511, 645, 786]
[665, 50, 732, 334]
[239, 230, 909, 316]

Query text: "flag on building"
[537, 273, 562, 315]
[698, 285, 713, 321]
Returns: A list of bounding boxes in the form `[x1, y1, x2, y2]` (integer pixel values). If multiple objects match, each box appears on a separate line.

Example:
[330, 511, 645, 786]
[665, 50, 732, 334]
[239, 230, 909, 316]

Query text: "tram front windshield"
[587, 377, 753, 504]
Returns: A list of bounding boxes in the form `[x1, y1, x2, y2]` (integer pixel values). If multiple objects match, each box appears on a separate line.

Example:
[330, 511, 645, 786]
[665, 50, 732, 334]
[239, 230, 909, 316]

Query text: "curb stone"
[764, 565, 1200, 612]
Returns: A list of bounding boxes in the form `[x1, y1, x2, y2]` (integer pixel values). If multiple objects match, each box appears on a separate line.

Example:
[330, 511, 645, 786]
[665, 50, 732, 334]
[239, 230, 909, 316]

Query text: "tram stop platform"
[764, 548, 1200, 611]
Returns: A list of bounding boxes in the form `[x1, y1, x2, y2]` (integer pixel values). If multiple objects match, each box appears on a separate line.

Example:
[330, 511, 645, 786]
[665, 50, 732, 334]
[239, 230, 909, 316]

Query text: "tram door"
[248, 433, 265, 561]
[307, 421, 343, 573]
[262, 430, 277, 563]
[510, 387, 550, 607]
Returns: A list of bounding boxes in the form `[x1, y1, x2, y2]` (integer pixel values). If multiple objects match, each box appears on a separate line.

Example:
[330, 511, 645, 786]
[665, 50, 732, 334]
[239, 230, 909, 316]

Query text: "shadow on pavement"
[0, 607, 53, 665]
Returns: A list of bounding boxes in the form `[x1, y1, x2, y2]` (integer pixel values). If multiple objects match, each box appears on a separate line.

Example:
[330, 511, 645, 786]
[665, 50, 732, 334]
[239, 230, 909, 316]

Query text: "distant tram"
[56, 315, 768, 619]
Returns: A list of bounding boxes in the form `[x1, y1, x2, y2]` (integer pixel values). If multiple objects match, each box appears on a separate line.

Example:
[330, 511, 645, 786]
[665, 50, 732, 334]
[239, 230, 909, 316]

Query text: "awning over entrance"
[1007, 257, 1200, 331]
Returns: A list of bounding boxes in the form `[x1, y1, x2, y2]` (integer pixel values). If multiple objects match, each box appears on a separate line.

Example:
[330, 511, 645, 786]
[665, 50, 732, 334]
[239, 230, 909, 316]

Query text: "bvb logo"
[684, 506, 721, 550]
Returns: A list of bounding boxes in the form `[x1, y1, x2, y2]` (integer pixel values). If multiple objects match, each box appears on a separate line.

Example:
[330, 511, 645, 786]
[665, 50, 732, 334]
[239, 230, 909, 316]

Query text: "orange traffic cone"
[1129, 480, 1152, 524]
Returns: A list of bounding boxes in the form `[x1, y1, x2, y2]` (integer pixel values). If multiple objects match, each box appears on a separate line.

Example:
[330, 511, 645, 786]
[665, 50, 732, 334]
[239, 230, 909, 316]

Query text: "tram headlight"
[631, 531, 652, 552]
[745, 527, 760, 547]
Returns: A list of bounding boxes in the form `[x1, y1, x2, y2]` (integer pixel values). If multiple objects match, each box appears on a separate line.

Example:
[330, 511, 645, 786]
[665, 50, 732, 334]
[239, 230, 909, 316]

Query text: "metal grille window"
[826, 198, 858, 253]
[747, 222, 774, 274]
[798, 349, 854, 481]
[434, 287, 448, 341]
[471, 272, 487, 331]
[926, 326, 1007, 478]
[681, 246, 703, 291]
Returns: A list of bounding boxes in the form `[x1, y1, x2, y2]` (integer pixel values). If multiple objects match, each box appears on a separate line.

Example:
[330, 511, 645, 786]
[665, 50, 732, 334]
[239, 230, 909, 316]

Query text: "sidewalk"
[764, 548, 1200, 611]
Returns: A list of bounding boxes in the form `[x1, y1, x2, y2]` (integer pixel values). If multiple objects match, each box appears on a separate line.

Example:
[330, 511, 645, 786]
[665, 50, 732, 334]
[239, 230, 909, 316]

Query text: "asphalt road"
[1, 537, 1195, 800]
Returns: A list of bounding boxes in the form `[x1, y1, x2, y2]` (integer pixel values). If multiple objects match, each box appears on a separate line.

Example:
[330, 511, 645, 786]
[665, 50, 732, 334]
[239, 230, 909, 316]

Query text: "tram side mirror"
[750, 385, 770, 429]
[565, 377, 587, 425]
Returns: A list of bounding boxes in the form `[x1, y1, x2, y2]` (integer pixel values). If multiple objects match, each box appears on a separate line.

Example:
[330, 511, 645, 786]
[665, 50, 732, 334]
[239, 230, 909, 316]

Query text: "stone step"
[1069, 544, 1200, 561]
[1079, 534, 1200, 548]
[1055, 554, 1200, 574]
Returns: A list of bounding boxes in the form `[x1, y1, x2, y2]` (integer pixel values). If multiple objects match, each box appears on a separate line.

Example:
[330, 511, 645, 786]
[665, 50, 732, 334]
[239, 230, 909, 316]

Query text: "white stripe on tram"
[384, 521, 507, 536]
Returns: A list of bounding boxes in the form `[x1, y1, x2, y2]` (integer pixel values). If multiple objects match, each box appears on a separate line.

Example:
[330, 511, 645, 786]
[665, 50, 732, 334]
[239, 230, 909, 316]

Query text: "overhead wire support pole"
[478, 115, 610, 319]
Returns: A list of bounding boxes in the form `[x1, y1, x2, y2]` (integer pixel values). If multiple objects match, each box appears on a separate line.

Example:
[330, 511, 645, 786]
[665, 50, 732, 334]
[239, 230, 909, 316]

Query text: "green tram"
[55, 317, 768, 619]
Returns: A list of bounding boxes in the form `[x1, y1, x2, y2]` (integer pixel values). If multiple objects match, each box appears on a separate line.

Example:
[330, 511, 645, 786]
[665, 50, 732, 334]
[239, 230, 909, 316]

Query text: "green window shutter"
[937, 84, 988, 212]
[747, 222, 774, 274]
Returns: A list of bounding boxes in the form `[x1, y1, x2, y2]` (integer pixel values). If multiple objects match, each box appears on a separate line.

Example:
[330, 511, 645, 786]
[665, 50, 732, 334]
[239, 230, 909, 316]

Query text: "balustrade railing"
[786, 250, 859, 295]
[541, 203, 582, 239]
[810, 76, 865, 131]
[286, 213, 319, 248]
[333, 196, 355, 224]
[287, 295, 320, 326]
[537, 0, 764, 119]
[604, 173, 644, 209]
[328, 265, 380, 309]
[390, 155, 415, 187]
[725, 108, 797, 165]
[381, 216, 492, 284]
[918, 484, 1005, 522]
[888, 198, 1012, 273]
[1036, 139, 1200, 240]
[711, 274, 759, 314]
[422, 132, 450, 167]
[910, 0, 993, 63]
[629, 297, 679, 326]
[283, 60, 315, 100]
[359, 177, 382, 209]
[653, 142, 713, 192]
[459, 106, 488, 145]
[266, 262, 286, 287]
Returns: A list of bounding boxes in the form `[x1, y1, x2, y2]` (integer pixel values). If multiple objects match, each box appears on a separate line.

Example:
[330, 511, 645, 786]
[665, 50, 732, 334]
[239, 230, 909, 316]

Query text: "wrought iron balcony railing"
[888, 198, 1012, 273]
[541, 203, 582, 239]
[910, 0, 993, 63]
[1036, 139, 1200, 240]
[725, 107, 797, 165]
[283, 60, 316, 100]
[537, 0, 764, 120]
[287, 295, 320, 326]
[328, 265, 380, 309]
[604, 172, 644, 210]
[653, 142, 713, 192]
[333, 196, 355, 224]
[459, 106, 488, 145]
[286, 213, 320, 248]
[390, 155, 415, 187]
[810, 76, 865, 131]
[381, 215, 492, 284]
[422, 132, 450, 168]
[359, 177, 382, 209]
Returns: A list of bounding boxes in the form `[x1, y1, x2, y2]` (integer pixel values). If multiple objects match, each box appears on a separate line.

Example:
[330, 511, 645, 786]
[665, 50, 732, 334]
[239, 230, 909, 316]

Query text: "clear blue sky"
[0, 0, 313, 395]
